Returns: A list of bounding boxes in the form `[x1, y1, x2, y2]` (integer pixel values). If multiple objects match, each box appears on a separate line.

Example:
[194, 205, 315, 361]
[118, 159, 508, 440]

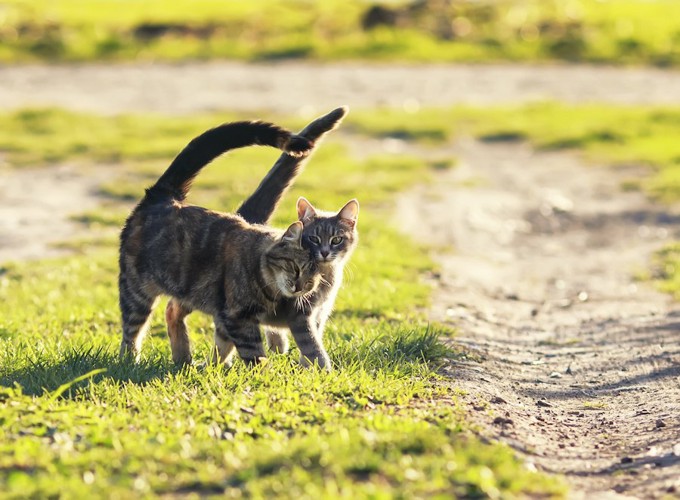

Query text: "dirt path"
[0, 162, 110, 262]
[3, 62, 680, 115]
[398, 138, 680, 498]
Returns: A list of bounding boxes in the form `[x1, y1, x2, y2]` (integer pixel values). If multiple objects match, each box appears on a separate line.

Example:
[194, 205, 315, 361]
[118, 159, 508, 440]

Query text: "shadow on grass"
[0, 345, 173, 397]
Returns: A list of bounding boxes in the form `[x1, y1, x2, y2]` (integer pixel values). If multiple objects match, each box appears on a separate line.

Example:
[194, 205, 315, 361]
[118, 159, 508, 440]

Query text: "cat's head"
[296, 197, 359, 266]
[265, 221, 321, 299]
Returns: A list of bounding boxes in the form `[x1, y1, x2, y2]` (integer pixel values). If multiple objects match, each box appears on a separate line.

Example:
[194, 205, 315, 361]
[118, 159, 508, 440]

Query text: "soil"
[398, 139, 680, 498]
[0, 162, 110, 262]
[1, 62, 679, 498]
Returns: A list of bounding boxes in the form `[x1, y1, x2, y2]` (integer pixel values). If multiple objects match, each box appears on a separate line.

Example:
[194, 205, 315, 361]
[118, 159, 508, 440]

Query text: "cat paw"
[243, 356, 269, 368]
[172, 355, 193, 367]
[300, 354, 332, 372]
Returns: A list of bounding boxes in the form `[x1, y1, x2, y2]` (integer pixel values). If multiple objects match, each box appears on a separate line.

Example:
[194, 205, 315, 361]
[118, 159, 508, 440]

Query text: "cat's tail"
[146, 121, 314, 202]
[237, 106, 349, 225]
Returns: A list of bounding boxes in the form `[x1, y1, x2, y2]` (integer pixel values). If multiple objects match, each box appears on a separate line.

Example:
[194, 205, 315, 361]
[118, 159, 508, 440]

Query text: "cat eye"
[309, 236, 321, 244]
[330, 236, 343, 245]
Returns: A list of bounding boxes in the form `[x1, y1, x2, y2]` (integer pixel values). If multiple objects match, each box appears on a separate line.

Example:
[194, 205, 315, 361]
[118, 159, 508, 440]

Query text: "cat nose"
[320, 250, 330, 258]
[294, 282, 303, 293]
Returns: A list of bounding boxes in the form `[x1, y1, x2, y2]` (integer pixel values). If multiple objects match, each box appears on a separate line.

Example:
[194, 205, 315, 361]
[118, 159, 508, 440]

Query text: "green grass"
[647, 243, 680, 299]
[0, 108, 564, 497]
[1, 0, 680, 66]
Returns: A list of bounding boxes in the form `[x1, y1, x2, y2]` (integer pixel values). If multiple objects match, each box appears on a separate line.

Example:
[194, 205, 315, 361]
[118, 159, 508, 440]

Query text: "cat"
[233, 107, 359, 363]
[263, 197, 359, 358]
[118, 119, 327, 368]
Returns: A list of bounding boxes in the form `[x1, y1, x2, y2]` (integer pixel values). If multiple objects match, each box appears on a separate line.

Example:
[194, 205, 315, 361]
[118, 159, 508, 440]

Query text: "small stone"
[549, 371, 562, 378]
[672, 443, 680, 456]
[621, 456, 633, 464]
[656, 419, 666, 428]
[536, 400, 552, 408]
[492, 417, 513, 426]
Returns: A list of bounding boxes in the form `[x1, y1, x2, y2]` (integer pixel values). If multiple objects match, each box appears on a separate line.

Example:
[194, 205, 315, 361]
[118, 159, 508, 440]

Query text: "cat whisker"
[343, 264, 356, 284]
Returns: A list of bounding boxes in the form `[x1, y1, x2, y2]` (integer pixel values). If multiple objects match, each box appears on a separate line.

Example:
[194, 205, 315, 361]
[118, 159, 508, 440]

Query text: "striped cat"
[118, 120, 323, 368]
[236, 107, 359, 364]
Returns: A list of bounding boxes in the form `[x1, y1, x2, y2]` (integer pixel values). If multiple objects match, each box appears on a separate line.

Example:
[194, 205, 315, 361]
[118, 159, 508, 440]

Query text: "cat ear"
[337, 199, 359, 229]
[282, 221, 304, 244]
[297, 197, 317, 223]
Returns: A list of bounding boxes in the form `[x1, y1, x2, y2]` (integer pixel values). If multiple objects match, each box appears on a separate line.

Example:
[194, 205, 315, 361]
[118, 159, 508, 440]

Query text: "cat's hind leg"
[165, 298, 193, 366]
[119, 274, 158, 363]
[212, 319, 237, 367]
[266, 328, 290, 354]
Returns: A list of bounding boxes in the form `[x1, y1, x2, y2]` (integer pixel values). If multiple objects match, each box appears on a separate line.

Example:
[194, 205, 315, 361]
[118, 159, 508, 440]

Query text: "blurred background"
[1, 0, 679, 66]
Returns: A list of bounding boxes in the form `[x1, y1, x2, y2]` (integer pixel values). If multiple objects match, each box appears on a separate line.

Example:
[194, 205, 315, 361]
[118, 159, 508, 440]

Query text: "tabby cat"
[118, 120, 325, 367]
[263, 197, 359, 358]
[233, 107, 359, 362]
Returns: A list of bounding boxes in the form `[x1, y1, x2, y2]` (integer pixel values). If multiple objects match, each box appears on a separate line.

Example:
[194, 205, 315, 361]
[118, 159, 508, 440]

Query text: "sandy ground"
[1, 62, 680, 498]
[397, 139, 680, 498]
[0, 162, 112, 262]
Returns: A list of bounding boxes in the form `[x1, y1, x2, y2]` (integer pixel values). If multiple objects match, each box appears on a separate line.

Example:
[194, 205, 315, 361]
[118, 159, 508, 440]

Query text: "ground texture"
[1, 62, 679, 498]
[399, 139, 680, 498]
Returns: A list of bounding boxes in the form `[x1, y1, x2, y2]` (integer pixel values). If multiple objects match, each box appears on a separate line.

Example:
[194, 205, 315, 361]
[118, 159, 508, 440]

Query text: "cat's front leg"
[216, 312, 267, 366]
[288, 317, 331, 371]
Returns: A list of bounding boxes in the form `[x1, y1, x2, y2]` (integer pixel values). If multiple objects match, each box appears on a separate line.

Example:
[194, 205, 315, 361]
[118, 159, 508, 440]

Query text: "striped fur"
[118, 120, 322, 367]
[261, 197, 359, 368]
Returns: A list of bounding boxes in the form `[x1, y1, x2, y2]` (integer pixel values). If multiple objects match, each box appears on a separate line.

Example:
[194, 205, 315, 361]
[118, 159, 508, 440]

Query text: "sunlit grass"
[1, 0, 680, 65]
[648, 243, 680, 299]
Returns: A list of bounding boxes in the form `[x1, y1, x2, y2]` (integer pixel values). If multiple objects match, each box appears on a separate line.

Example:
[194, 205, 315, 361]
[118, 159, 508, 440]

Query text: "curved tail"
[146, 121, 313, 202]
[237, 106, 348, 224]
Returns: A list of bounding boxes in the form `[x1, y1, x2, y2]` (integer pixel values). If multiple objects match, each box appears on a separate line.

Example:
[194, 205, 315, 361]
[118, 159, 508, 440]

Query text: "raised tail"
[146, 121, 313, 202]
[237, 106, 348, 224]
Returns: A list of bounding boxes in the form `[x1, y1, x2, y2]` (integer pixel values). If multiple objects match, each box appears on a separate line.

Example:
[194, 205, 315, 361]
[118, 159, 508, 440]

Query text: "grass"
[648, 243, 680, 299]
[1, 0, 680, 66]
[0, 108, 564, 497]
